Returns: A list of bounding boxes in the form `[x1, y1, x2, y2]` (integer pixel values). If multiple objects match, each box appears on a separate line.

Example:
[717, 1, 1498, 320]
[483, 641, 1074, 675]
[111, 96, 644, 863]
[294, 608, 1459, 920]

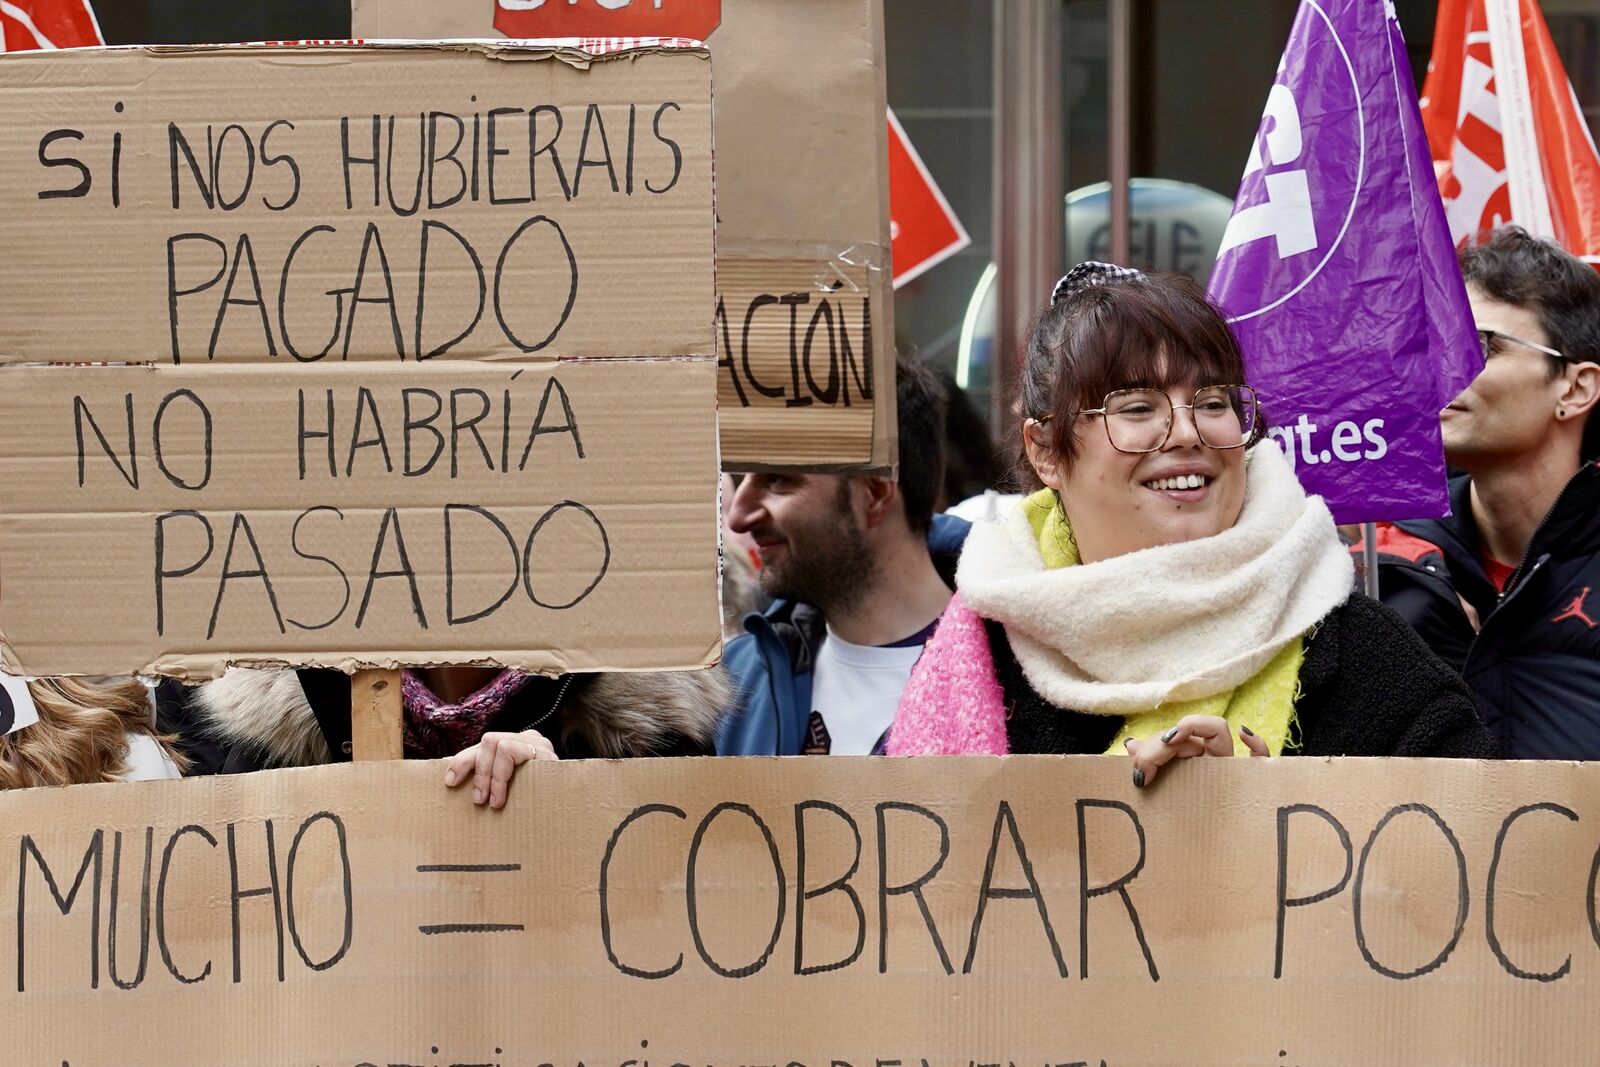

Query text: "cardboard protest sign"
[0, 43, 714, 364]
[1207, 1, 1480, 524]
[0, 43, 721, 679]
[0, 360, 720, 678]
[352, 0, 898, 473]
[6, 754, 1600, 1065]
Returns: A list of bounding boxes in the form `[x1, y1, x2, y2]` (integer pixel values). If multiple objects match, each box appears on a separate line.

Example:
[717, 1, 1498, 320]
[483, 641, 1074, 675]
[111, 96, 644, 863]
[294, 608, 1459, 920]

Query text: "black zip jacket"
[1361, 464, 1600, 759]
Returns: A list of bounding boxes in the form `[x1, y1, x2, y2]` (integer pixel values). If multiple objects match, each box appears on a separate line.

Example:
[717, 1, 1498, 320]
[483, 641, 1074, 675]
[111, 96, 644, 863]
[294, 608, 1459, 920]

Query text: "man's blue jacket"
[716, 514, 971, 755]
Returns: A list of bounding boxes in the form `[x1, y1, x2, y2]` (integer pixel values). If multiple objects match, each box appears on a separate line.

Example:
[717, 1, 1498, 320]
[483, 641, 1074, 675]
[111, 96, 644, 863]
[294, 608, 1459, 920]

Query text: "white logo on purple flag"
[1217, 0, 1366, 321]
[1218, 83, 1319, 261]
[1208, 0, 1479, 525]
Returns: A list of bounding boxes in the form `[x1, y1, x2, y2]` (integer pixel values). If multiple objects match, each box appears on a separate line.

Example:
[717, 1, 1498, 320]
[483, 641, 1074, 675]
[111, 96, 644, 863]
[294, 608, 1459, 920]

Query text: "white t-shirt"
[122, 732, 182, 782]
[808, 627, 927, 755]
[946, 491, 1024, 524]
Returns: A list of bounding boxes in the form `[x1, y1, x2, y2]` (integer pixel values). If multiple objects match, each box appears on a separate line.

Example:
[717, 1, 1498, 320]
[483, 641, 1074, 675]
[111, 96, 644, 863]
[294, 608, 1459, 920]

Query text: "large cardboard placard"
[5, 755, 1598, 1065]
[352, 0, 898, 472]
[0, 43, 721, 679]
[0, 360, 720, 678]
[0, 44, 714, 363]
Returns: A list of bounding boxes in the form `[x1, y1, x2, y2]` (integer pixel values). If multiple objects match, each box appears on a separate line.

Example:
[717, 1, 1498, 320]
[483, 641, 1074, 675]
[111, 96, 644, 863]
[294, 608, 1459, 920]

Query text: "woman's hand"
[443, 730, 558, 810]
[1124, 715, 1268, 788]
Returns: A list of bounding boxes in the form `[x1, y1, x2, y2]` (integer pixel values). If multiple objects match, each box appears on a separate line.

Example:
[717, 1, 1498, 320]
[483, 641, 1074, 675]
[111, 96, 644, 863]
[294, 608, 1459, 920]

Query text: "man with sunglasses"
[1362, 227, 1600, 758]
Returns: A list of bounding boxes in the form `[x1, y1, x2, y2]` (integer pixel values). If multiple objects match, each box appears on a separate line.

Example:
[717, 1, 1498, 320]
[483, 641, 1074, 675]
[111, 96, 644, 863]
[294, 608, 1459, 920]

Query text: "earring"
[1560, 408, 1568, 417]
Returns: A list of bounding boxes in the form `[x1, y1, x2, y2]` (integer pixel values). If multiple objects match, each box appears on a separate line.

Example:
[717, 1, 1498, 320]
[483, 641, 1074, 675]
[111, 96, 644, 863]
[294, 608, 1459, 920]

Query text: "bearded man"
[717, 355, 968, 755]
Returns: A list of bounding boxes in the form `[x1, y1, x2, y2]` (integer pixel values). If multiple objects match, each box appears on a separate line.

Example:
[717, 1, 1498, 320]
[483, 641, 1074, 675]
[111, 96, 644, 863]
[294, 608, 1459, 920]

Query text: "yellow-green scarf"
[1023, 489, 1302, 756]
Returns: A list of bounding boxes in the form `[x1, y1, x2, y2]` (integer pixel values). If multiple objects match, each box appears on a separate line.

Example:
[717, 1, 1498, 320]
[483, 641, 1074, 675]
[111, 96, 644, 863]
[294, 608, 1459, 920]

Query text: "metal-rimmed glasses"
[1476, 328, 1570, 366]
[1038, 384, 1260, 454]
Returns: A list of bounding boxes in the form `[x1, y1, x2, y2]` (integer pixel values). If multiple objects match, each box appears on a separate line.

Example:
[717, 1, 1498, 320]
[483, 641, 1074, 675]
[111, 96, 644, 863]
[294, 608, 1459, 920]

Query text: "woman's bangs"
[1063, 294, 1241, 410]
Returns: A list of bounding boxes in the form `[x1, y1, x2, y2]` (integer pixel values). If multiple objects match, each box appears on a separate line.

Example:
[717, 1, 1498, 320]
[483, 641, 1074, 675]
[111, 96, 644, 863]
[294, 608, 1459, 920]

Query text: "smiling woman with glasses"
[888, 263, 1495, 775]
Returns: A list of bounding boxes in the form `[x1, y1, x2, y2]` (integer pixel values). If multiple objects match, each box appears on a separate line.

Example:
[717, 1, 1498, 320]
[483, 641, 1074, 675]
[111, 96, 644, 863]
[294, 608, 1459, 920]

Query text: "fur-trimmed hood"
[193, 667, 730, 768]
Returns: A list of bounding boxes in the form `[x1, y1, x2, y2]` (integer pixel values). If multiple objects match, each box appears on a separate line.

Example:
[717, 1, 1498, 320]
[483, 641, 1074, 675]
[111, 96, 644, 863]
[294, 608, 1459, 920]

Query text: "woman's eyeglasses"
[1038, 385, 1260, 454]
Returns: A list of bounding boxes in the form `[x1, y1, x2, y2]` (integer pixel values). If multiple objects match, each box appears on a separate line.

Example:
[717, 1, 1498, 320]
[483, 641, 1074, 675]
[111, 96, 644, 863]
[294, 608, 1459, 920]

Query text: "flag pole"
[1361, 521, 1380, 599]
[1108, 0, 1132, 265]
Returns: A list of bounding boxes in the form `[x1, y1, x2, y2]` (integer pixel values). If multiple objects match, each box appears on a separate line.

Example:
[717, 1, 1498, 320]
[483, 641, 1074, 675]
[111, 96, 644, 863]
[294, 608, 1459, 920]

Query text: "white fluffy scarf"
[957, 444, 1353, 713]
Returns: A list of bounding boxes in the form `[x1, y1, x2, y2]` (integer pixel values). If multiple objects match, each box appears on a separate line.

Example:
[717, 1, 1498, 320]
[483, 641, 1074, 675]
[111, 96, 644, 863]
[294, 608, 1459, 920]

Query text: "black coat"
[1367, 466, 1600, 759]
[183, 667, 727, 774]
[149, 678, 226, 775]
[994, 594, 1498, 758]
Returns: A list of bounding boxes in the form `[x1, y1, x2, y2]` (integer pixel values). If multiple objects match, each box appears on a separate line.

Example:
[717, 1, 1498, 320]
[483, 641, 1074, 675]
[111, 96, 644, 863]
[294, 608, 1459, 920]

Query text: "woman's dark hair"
[1015, 270, 1250, 482]
[1459, 226, 1600, 461]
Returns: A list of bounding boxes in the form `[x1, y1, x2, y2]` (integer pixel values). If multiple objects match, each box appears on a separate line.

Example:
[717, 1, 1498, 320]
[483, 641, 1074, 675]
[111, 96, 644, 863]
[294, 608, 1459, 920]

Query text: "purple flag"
[1208, 0, 1480, 524]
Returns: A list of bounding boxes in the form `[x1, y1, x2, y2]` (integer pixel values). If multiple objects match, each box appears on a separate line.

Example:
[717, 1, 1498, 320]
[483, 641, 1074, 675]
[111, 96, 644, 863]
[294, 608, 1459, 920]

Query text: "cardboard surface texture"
[352, 0, 898, 472]
[0, 43, 714, 364]
[0, 42, 721, 679]
[6, 754, 1599, 1065]
[0, 361, 720, 677]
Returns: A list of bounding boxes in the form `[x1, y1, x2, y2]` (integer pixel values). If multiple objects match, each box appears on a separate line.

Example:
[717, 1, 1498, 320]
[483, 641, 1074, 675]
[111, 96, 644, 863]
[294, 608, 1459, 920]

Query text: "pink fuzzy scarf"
[887, 595, 1010, 755]
[401, 669, 534, 758]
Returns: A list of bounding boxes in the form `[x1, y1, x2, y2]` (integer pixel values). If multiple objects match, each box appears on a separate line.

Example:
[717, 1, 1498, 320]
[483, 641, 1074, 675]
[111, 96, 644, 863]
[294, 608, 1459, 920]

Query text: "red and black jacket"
[1357, 464, 1600, 759]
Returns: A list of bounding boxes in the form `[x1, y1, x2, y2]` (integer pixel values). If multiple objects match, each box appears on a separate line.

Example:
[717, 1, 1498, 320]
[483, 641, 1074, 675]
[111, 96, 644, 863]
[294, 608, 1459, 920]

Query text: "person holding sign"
[190, 665, 727, 807]
[0, 677, 184, 788]
[1359, 228, 1600, 759]
[889, 264, 1495, 779]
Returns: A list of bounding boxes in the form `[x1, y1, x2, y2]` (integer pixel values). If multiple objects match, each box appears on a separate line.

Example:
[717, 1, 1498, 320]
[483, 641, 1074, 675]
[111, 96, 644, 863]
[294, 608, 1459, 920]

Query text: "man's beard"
[759, 490, 880, 615]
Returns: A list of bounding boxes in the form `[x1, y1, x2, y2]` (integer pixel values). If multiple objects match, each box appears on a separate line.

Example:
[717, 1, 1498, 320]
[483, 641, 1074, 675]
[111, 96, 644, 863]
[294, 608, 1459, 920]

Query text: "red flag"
[0, 0, 101, 51]
[493, 0, 719, 41]
[887, 108, 969, 288]
[1421, 0, 1600, 266]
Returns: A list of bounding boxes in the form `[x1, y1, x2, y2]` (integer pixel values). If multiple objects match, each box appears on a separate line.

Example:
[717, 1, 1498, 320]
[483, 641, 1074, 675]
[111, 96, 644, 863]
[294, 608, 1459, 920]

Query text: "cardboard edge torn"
[132, 647, 723, 684]
[0, 40, 713, 67]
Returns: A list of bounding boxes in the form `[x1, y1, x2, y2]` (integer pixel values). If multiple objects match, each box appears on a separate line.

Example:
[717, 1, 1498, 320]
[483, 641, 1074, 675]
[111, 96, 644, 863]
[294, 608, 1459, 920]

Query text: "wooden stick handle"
[351, 668, 403, 761]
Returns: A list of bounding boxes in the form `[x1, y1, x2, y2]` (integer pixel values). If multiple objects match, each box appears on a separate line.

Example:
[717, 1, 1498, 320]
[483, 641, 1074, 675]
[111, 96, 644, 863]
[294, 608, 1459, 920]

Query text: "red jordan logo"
[1553, 587, 1598, 629]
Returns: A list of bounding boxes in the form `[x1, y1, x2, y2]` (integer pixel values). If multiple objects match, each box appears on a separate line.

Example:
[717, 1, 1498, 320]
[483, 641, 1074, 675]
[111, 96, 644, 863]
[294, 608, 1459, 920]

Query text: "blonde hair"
[0, 677, 187, 790]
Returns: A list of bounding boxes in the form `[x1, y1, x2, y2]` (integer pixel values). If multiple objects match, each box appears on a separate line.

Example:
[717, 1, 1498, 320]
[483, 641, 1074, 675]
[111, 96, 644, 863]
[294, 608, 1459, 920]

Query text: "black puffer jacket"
[995, 594, 1497, 758]
[1360, 465, 1600, 759]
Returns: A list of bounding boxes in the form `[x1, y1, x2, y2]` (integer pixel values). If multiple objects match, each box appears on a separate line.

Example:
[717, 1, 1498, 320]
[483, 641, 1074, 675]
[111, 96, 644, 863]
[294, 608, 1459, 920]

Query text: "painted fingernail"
[1160, 727, 1178, 744]
[1240, 725, 1255, 737]
[1132, 767, 1146, 788]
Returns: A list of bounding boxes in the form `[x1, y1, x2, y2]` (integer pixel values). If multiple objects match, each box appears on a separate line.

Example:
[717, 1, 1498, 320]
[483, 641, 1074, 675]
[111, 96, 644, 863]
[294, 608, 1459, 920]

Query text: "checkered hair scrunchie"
[1050, 261, 1145, 306]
